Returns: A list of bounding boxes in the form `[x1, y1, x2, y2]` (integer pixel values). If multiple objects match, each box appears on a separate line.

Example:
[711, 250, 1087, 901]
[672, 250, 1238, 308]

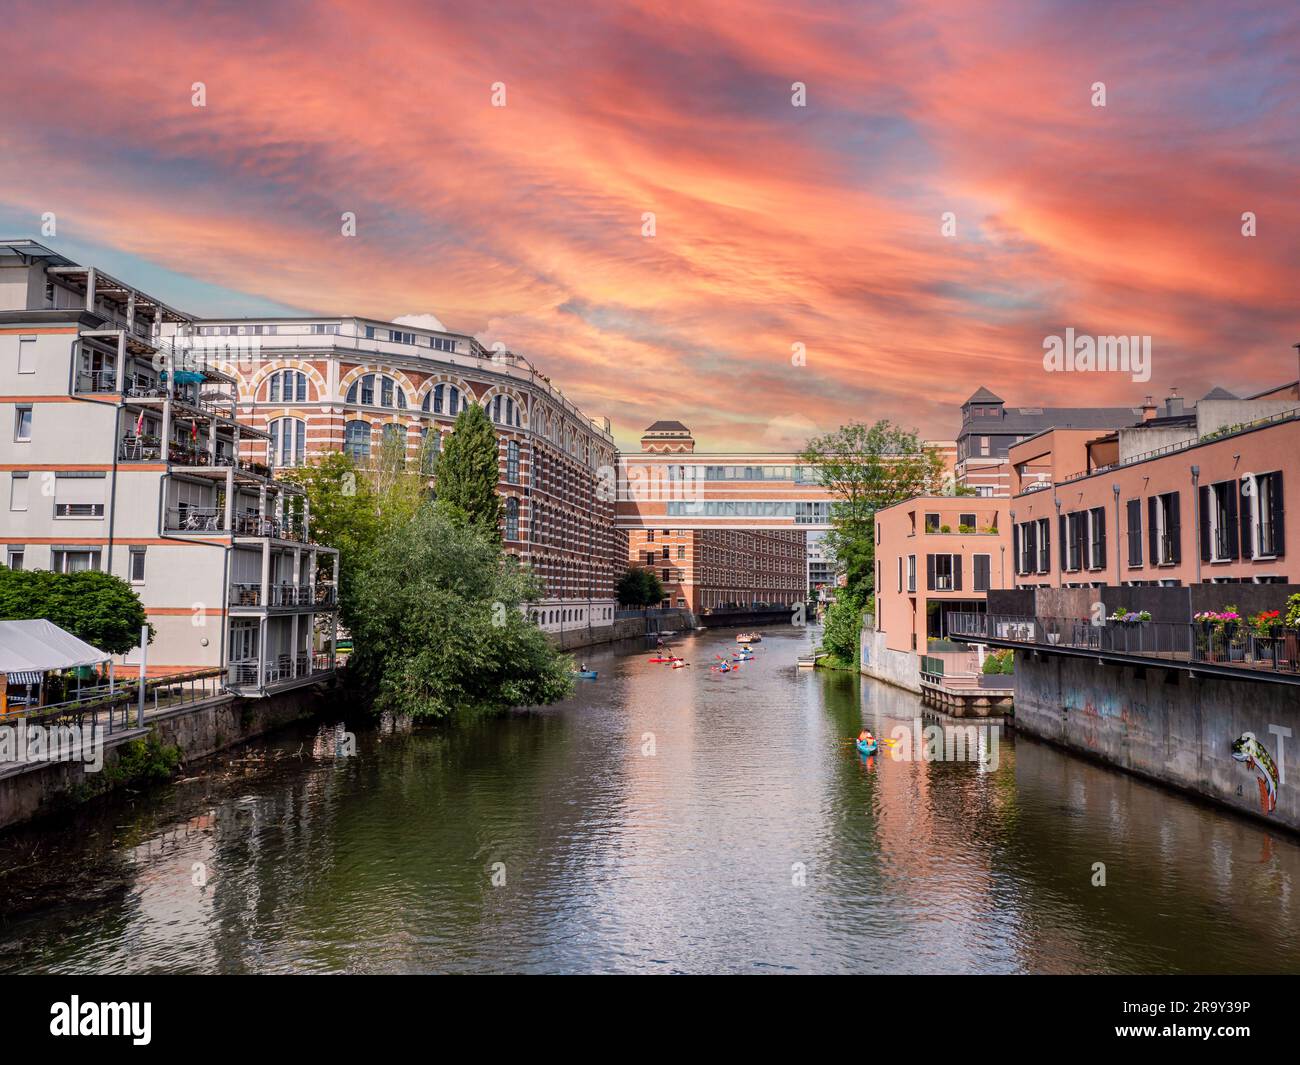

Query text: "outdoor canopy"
[0, 619, 110, 676]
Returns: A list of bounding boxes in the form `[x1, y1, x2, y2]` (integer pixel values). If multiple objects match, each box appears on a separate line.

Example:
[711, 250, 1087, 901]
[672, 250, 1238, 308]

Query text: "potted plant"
[1194, 607, 1242, 663]
[1283, 593, 1300, 672]
[1248, 609, 1281, 665]
[939, 524, 951, 533]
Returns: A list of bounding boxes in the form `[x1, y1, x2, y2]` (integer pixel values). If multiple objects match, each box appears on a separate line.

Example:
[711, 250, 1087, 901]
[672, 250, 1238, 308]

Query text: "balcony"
[227, 653, 335, 692]
[231, 513, 307, 540]
[167, 506, 225, 533]
[947, 612, 1300, 680]
[229, 582, 337, 610]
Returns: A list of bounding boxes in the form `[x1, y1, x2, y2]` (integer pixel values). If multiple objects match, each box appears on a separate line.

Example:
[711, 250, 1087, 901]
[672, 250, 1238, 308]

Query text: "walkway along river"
[0, 626, 1298, 973]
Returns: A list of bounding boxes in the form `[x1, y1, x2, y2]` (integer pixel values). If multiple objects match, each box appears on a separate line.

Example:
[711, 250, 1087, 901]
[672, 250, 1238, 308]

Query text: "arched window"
[343, 420, 371, 462]
[269, 417, 306, 467]
[347, 373, 407, 409]
[506, 439, 520, 484]
[267, 370, 308, 403]
[505, 497, 519, 541]
[424, 383, 463, 415]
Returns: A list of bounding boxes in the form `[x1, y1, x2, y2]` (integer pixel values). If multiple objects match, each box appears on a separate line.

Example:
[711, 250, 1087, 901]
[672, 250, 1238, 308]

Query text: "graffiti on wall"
[1232, 732, 1279, 814]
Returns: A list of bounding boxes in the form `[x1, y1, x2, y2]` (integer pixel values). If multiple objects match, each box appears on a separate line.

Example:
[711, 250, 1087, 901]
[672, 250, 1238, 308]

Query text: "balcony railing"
[167, 507, 225, 533]
[229, 583, 336, 609]
[946, 612, 1300, 675]
[227, 654, 336, 690]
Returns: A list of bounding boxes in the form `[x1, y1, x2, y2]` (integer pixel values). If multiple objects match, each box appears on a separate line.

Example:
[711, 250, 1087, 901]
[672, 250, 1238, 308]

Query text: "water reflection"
[0, 627, 1296, 973]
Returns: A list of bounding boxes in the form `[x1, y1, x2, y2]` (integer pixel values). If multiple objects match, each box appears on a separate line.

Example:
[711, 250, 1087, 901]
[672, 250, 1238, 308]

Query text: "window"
[420, 429, 440, 475]
[646, 530, 654, 542]
[53, 472, 106, 518]
[430, 336, 456, 353]
[1087, 507, 1106, 570]
[924, 512, 940, 533]
[269, 418, 306, 467]
[926, 553, 961, 591]
[14, 406, 32, 441]
[662, 569, 670, 583]
[1201, 481, 1238, 563]
[661, 546, 670, 560]
[52, 548, 101, 573]
[129, 546, 146, 583]
[505, 497, 519, 541]
[506, 440, 520, 484]
[907, 555, 916, 593]
[378, 424, 406, 467]
[959, 513, 976, 530]
[677, 545, 685, 559]
[1126, 498, 1143, 567]
[5, 547, 23, 571]
[1148, 492, 1181, 565]
[344, 420, 371, 462]
[973, 554, 991, 592]
[9, 472, 29, 512]
[310, 323, 339, 335]
[267, 370, 308, 403]
[17, 336, 36, 374]
[1245, 471, 1285, 558]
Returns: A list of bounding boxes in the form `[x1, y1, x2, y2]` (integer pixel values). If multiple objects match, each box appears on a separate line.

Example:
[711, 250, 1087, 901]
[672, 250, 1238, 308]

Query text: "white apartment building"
[171, 315, 620, 633]
[0, 240, 338, 695]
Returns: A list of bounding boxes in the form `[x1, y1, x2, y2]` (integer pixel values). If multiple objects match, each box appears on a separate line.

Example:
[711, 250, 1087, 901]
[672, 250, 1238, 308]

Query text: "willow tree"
[436, 402, 503, 542]
[800, 421, 945, 596]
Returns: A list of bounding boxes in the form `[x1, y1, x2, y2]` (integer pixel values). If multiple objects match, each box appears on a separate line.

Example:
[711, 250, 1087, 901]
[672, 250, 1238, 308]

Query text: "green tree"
[348, 502, 572, 719]
[616, 567, 664, 611]
[821, 588, 865, 667]
[800, 420, 946, 595]
[436, 402, 502, 541]
[281, 445, 425, 630]
[0, 569, 151, 655]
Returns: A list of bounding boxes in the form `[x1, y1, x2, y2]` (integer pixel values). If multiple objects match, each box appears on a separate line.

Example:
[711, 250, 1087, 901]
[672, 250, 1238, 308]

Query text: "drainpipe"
[1053, 496, 1063, 588]
[1191, 465, 1201, 585]
[1112, 483, 1121, 589]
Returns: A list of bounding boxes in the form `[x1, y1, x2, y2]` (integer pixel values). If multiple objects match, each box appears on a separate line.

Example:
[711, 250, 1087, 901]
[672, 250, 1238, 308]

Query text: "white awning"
[0, 619, 110, 675]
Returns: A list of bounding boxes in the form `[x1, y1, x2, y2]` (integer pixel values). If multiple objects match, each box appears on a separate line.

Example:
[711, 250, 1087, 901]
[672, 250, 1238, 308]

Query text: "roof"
[643, 420, 690, 433]
[0, 620, 110, 675]
[965, 386, 1003, 404]
[1200, 387, 1239, 401]
[961, 405, 1143, 435]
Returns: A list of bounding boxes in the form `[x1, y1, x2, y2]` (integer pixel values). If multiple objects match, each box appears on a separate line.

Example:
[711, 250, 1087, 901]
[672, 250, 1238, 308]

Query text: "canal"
[1, 625, 1298, 974]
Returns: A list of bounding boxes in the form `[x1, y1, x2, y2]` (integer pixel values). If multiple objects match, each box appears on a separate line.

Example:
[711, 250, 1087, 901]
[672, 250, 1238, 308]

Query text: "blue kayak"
[573, 670, 598, 680]
[856, 738, 878, 756]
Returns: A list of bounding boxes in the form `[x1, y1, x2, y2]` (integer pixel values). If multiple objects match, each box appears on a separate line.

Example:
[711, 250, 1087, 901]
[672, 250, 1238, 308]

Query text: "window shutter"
[953, 555, 962, 591]
[1225, 485, 1239, 559]
[1239, 482, 1253, 560]
[1040, 518, 1050, 574]
[1169, 491, 1182, 563]
[1148, 496, 1158, 563]
[1126, 499, 1142, 567]
[926, 554, 936, 591]
[1095, 508, 1106, 570]
[1198, 485, 1211, 562]
[1059, 514, 1067, 571]
[1012, 524, 1021, 575]
[1273, 472, 1285, 557]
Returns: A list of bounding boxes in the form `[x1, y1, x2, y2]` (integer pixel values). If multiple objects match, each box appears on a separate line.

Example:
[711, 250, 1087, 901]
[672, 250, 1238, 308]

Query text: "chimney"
[1164, 388, 1184, 418]
[1141, 394, 1157, 422]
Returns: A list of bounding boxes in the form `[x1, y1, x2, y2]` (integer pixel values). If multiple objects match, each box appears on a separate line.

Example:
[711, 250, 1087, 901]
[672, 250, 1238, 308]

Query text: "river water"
[1, 625, 1297, 974]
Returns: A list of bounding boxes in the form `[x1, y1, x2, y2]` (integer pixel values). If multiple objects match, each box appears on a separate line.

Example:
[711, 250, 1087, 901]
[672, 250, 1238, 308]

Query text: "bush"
[982, 649, 1015, 675]
[822, 590, 866, 665]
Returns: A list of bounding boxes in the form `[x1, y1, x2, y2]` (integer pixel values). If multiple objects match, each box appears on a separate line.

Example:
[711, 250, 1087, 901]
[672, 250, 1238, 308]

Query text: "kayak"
[573, 670, 598, 680]
[671, 662, 690, 669]
[648, 657, 680, 663]
[856, 738, 878, 756]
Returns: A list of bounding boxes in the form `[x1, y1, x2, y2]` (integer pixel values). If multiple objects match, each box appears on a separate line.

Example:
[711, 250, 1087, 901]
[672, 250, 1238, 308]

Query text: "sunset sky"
[2, 0, 1297, 450]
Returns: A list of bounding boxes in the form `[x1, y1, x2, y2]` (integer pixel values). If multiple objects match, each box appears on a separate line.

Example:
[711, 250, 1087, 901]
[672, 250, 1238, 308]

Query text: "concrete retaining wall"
[860, 626, 922, 693]
[1015, 652, 1300, 831]
[0, 683, 334, 832]
[548, 611, 692, 652]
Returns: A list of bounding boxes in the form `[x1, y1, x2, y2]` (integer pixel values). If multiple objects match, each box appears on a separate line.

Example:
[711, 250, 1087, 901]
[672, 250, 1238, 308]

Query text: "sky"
[1, 0, 1297, 451]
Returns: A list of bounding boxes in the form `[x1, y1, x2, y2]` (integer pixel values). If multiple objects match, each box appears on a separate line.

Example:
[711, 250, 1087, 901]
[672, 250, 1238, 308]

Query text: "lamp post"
[1112, 483, 1122, 589]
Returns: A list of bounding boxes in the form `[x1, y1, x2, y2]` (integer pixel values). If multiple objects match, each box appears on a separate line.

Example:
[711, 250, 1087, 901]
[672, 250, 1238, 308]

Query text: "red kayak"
[648, 656, 681, 663]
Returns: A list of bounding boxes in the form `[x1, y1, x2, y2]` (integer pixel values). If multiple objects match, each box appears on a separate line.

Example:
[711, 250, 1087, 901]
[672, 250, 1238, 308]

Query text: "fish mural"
[1232, 732, 1279, 814]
